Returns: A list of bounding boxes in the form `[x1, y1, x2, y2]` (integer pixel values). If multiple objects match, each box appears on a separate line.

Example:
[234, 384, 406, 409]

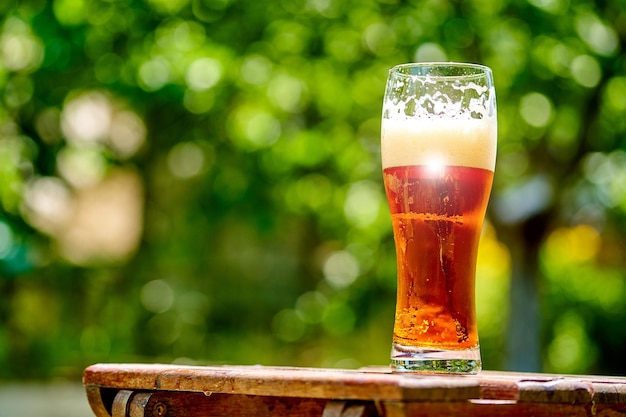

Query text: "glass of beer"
[381, 63, 497, 374]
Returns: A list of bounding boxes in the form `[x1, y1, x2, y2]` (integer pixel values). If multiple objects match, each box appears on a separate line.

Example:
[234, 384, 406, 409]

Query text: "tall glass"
[381, 63, 497, 374]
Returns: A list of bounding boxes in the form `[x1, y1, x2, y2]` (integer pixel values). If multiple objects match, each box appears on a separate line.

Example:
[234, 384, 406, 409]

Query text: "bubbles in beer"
[385, 165, 492, 350]
[394, 305, 473, 349]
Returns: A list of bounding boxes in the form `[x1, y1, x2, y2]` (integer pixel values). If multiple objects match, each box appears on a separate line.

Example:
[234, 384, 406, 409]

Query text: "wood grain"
[83, 364, 481, 402]
[82, 364, 626, 417]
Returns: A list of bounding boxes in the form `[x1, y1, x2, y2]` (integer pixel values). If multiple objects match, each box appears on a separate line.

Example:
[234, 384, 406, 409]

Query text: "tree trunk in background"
[504, 234, 541, 371]
[499, 213, 550, 372]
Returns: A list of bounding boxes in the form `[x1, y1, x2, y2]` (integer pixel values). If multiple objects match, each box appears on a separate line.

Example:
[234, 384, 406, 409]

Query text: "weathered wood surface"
[83, 364, 481, 401]
[83, 364, 626, 417]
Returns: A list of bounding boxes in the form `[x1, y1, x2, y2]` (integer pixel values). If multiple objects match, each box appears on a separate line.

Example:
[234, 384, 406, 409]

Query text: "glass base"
[390, 343, 482, 374]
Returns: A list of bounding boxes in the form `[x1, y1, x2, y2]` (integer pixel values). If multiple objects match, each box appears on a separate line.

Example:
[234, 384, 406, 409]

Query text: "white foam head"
[381, 117, 497, 171]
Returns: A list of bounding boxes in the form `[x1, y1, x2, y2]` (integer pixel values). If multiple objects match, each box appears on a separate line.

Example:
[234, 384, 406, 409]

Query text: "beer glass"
[381, 63, 496, 374]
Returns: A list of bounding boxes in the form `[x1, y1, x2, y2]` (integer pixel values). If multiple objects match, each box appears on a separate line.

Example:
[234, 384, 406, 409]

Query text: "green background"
[1, 0, 626, 381]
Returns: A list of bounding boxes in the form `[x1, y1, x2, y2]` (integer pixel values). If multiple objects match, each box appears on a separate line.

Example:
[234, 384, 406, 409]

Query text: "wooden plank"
[595, 404, 626, 417]
[111, 390, 133, 417]
[82, 363, 626, 417]
[85, 386, 112, 417]
[83, 364, 481, 402]
[128, 392, 152, 417]
[85, 388, 626, 417]
[136, 391, 379, 417]
[594, 382, 626, 405]
[476, 372, 594, 404]
[141, 391, 327, 417]
[385, 400, 594, 417]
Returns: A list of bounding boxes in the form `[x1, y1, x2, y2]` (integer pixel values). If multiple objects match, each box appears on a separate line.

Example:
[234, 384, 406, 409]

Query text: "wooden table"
[83, 364, 626, 417]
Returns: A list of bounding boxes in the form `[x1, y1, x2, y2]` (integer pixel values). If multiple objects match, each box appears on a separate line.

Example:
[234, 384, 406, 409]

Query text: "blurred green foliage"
[1, 0, 626, 380]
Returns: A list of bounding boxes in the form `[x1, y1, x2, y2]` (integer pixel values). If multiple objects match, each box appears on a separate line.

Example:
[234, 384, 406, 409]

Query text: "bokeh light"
[1, 0, 626, 383]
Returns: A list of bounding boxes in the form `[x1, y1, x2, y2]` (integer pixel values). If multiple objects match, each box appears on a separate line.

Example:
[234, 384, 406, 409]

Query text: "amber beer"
[382, 63, 496, 374]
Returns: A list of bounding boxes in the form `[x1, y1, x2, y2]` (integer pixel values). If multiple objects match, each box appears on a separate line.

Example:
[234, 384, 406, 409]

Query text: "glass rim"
[389, 62, 493, 80]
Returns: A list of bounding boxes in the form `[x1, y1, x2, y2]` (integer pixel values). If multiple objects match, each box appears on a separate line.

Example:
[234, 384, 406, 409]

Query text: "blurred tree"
[0, 0, 625, 380]
[484, 0, 626, 372]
